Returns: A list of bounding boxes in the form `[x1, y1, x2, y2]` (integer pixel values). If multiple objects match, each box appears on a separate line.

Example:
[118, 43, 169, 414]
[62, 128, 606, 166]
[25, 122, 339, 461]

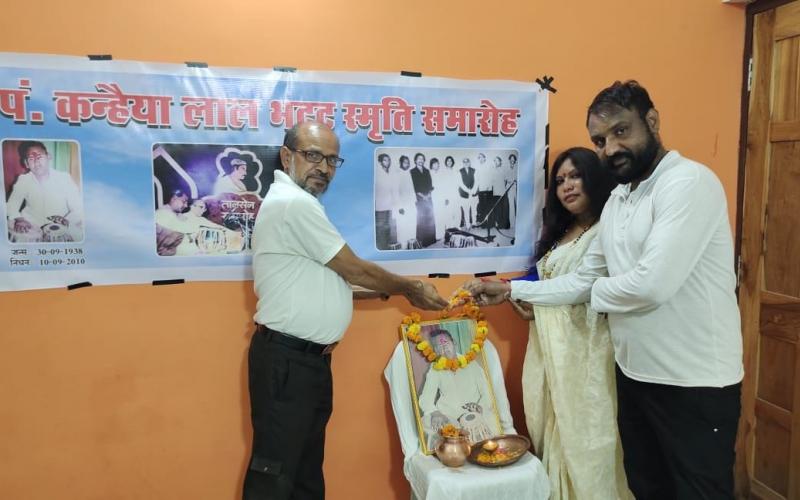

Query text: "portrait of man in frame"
[401, 317, 503, 454]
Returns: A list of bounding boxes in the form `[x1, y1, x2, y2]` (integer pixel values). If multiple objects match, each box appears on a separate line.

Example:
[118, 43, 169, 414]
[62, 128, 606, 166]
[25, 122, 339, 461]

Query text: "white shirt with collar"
[491, 167, 506, 194]
[374, 165, 397, 212]
[252, 169, 352, 345]
[475, 164, 494, 193]
[511, 151, 743, 387]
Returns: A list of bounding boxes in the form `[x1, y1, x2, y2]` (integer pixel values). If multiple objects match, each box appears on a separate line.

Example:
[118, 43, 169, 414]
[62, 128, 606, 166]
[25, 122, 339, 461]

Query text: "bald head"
[283, 121, 339, 151]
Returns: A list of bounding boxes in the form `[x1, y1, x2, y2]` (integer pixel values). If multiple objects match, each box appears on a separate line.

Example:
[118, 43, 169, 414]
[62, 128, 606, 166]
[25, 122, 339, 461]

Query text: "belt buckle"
[321, 342, 338, 355]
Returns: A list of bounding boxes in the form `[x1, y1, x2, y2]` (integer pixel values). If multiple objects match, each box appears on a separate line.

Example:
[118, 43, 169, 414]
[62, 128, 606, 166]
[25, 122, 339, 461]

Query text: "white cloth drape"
[386, 340, 550, 500]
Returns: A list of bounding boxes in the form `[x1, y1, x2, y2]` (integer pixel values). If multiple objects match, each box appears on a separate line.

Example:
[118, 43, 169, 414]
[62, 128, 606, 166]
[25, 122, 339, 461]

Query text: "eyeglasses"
[25, 152, 47, 162]
[288, 148, 345, 168]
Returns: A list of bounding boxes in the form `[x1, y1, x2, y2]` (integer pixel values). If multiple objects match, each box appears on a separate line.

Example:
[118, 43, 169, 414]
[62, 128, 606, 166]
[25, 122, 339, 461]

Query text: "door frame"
[735, 0, 795, 252]
[735, 0, 797, 496]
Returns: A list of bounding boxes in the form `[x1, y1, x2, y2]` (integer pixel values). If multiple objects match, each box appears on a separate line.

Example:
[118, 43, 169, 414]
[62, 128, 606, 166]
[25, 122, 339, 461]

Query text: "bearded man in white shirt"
[243, 121, 447, 500]
[464, 81, 743, 500]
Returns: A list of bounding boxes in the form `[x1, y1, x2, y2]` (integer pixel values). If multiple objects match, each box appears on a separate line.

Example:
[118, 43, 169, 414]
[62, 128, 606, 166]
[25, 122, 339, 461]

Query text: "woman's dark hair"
[534, 147, 616, 259]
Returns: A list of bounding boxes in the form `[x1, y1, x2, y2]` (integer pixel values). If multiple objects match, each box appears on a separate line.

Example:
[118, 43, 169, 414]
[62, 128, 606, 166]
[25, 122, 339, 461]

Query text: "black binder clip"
[67, 281, 92, 290]
[152, 279, 185, 286]
[428, 273, 450, 278]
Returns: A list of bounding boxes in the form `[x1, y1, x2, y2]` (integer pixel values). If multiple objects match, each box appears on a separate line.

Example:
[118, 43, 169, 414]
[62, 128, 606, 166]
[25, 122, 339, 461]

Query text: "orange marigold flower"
[439, 424, 461, 438]
[401, 304, 487, 373]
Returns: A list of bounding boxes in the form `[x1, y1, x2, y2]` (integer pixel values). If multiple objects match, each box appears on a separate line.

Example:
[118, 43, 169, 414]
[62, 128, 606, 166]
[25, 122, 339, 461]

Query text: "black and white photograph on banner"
[3, 139, 85, 244]
[374, 148, 519, 251]
[151, 143, 280, 256]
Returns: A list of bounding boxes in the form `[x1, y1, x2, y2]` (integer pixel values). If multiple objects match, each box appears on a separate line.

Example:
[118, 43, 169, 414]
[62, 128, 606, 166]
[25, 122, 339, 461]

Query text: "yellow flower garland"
[402, 288, 489, 372]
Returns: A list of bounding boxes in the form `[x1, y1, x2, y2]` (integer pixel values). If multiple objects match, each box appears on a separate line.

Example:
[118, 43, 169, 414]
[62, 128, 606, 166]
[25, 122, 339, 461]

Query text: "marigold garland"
[402, 288, 488, 372]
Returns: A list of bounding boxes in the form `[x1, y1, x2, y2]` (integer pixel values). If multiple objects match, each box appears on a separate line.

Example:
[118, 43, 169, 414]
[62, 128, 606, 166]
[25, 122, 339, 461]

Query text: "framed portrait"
[151, 143, 280, 256]
[374, 147, 520, 252]
[400, 317, 503, 455]
[3, 139, 85, 244]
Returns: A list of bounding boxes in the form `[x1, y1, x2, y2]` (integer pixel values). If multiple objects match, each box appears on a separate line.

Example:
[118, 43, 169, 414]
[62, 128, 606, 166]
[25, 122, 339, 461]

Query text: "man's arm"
[6, 175, 27, 221]
[462, 233, 607, 306]
[417, 370, 450, 430]
[590, 171, 726, 313]
[284, 193, 446, 310]
[326, 244, 447, 310]
[6, 176, 34, 233]
[512, 234, 607, 305]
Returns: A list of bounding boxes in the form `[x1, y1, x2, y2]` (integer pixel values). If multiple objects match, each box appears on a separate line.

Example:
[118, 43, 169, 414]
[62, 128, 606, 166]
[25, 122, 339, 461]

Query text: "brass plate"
[467, 434, 530, 467]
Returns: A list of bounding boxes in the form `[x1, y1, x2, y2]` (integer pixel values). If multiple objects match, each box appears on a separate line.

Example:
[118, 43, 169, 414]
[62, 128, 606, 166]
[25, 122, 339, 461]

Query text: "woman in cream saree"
[512, 148, 630, 499]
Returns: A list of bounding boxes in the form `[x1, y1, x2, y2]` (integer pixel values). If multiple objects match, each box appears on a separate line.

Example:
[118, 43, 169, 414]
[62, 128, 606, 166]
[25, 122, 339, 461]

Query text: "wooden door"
[739, 2, 800, 499]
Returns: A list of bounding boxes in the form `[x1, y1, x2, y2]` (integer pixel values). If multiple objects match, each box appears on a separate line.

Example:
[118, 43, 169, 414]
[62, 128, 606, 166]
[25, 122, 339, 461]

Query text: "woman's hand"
[509, 298, 534, 321]
[461, 278, 511, 306]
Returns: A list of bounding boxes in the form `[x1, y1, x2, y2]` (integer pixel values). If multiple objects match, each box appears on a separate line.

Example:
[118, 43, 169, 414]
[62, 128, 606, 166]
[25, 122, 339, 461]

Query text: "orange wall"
[0, 1, 744, 499]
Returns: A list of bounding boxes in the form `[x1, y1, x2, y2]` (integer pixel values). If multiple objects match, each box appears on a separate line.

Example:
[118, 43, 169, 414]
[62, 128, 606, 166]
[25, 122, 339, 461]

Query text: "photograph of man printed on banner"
[3, 139, 85, 244]
[375, 147, 518, 251]
[402, 318, 503, 454]
[152, 143, 280, 256]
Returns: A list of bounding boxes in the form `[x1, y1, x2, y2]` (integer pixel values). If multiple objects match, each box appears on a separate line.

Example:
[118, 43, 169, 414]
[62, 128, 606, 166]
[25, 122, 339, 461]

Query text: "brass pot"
[434, 436, 471, 467]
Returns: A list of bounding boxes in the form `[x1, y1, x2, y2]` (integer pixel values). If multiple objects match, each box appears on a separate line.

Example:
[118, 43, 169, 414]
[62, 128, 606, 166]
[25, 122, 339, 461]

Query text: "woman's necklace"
[540, 221, 595, 280]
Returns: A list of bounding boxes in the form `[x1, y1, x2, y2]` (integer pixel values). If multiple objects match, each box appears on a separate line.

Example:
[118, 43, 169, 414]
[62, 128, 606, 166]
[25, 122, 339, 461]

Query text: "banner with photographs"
[0, 53, 548, 292]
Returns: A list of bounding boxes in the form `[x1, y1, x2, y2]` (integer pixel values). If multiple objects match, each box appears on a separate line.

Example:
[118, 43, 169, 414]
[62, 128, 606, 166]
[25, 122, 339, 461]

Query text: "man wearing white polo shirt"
[464, 81, 743, 499]
[242, 121, 447, 500]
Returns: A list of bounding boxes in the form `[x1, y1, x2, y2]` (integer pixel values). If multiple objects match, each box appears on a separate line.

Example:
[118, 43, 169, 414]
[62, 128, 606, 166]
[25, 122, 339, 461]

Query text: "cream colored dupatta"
[521, 225, 631, 500]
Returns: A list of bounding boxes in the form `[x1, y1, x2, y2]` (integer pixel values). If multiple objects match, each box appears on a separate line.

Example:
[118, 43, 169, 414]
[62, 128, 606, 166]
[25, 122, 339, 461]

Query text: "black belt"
[256, 325, 338, 355]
